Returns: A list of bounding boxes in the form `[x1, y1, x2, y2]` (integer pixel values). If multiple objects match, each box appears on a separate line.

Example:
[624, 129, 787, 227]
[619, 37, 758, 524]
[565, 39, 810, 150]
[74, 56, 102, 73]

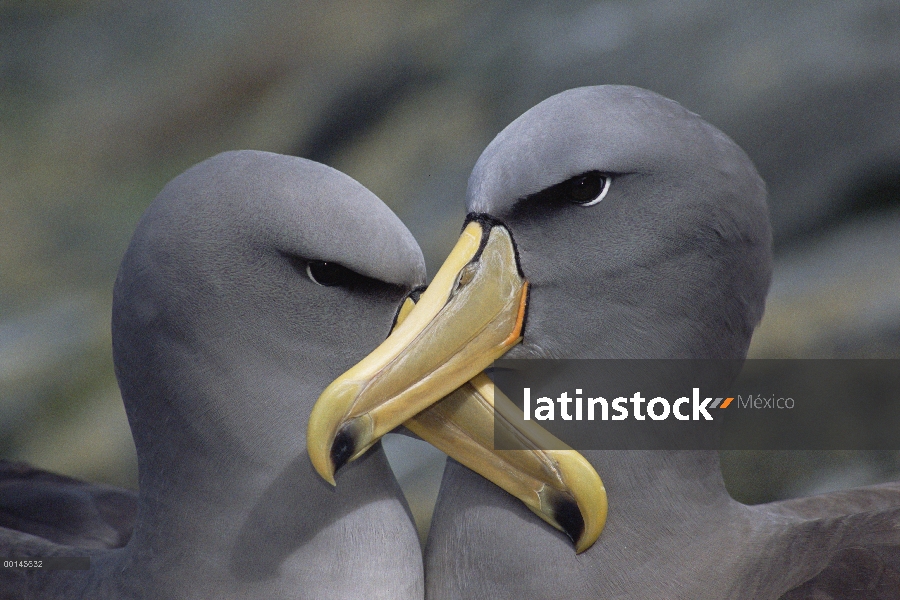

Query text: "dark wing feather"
[0, 460, 137, 550]
[779, 545, 900, 600]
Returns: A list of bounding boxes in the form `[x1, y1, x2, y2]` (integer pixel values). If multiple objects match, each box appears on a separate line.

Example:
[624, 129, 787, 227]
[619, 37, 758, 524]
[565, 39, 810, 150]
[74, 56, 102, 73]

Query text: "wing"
[764, 481, 900, 520]
[762, 484, 900, 600]
[779, 544, 900, 600]
[0, 460, 137, 550]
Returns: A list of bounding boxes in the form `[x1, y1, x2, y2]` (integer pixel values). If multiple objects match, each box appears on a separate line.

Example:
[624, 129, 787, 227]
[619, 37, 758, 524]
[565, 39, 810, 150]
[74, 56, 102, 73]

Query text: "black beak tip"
[551, 495, 586, 549]
[330, 425, 358, 475]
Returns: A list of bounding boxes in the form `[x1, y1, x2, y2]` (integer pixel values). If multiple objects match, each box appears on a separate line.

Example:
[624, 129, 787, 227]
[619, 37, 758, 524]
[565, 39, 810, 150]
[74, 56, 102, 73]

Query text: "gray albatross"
[0, 150, 430, 599]
[310, 86, 900, 598]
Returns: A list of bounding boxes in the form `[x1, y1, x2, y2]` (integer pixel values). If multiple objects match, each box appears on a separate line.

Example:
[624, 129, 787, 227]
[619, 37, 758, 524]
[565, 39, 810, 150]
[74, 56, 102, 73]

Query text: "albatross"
[0, 149, 604, 598]
[0, 150, 432, 599]
[310, 86, 900, 598]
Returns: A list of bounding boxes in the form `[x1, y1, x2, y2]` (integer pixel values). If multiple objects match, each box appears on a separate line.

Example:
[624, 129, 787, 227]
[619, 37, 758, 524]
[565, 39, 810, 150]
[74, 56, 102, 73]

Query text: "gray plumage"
[425, 86, 900, 599]
[0, 150, 426, 599]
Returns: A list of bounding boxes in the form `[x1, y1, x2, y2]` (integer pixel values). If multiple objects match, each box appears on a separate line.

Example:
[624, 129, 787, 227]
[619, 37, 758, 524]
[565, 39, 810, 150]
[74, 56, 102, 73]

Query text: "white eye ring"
[305, 263, 322, 285]
[579, 175, 611, 207]
[305, 261, 347, 287]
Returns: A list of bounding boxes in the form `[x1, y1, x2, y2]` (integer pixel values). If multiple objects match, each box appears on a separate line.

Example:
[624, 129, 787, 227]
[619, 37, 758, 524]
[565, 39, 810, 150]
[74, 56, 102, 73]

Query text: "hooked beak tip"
[330, 423, 359, 477]
[554, 495, 587, 553]
[538, 485, 588, 552]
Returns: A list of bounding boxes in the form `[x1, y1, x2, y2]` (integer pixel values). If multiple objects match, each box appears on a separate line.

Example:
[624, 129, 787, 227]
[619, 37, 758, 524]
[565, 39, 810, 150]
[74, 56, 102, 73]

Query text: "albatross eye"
[306, 261, 353, 287]
[288, 254, 391, 294]
[563, 171, 610, 206]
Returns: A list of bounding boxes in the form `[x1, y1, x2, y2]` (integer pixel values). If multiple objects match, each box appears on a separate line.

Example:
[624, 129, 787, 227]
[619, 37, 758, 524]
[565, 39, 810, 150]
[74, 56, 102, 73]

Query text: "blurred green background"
[2, 0, 899, 539]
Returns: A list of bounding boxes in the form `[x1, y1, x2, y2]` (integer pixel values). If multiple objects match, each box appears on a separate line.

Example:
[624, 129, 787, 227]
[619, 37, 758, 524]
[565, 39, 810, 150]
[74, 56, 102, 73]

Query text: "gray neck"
[583, 450, 734, 530]
[121, 367, 321, 578]
[112, 375, 421, 599]
[111, 324, 424, 599]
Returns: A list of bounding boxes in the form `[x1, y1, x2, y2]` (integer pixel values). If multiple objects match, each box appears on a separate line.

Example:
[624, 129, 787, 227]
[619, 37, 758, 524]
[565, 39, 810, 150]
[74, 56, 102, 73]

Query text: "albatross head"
[308, 86, 773, 553]
[113, 150, 426, 472]
[466, 85, 772, 360]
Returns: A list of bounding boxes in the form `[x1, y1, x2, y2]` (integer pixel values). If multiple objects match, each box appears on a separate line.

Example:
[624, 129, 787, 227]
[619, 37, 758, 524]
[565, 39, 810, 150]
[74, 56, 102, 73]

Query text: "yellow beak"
[307, 221, 527, 479]
[407, 372, 606, 553]
[307, 220, 607, 552]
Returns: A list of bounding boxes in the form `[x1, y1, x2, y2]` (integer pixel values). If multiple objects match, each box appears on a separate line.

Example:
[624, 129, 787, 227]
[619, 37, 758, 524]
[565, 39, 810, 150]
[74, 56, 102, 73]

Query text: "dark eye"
[306, 261, 354, 287]
[563, 171, 610, 206]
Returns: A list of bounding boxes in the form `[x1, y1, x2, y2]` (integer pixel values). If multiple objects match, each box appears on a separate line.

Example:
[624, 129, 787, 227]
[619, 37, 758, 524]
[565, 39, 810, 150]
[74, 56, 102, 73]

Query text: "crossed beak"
[307, 219, 607, 553]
